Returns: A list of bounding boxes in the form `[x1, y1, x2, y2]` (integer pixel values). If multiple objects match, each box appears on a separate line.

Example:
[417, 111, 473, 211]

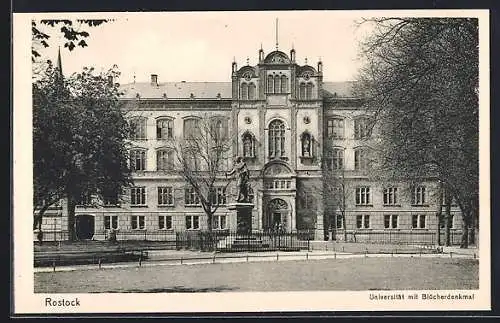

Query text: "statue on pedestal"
[226, 156, 251, 203]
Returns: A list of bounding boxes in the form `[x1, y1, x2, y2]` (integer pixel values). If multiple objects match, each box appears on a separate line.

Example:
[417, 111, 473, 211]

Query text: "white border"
[13, 10, 490, 314]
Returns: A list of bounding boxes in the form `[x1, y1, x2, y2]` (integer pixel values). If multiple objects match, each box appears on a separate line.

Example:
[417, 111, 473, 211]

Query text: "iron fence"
[175, 230, 314, 252]
[332, 229, 467, 246]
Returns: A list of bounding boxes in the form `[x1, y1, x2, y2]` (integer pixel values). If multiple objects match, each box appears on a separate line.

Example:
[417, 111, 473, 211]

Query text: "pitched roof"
[322, 81, 356, 98]
[119, 80, 356, 99]
[119, 82, 232, 99]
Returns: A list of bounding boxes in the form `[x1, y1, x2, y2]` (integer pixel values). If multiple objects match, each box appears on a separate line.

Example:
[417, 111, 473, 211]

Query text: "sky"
[33, 11, 375, 84]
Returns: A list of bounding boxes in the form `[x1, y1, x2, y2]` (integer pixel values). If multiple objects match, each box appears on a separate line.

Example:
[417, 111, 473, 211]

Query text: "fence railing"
[332, 229, 466, 246]
[175, 230, 314, 252]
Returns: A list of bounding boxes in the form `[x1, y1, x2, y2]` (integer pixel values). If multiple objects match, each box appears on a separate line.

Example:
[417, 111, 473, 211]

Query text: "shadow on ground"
[100, 285, 239, 293]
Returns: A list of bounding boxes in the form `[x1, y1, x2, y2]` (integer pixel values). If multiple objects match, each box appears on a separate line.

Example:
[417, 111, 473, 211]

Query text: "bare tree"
[167, 114, 235, 232]
[355, 18, 479, 248]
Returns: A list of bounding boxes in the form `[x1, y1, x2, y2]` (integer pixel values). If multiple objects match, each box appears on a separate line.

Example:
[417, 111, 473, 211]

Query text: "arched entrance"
[267, 198, 289, 232]
[76, 214, 94, 240]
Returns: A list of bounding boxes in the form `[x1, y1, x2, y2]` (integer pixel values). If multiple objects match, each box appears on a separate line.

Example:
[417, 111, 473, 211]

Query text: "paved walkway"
[34, 248, 478, 273]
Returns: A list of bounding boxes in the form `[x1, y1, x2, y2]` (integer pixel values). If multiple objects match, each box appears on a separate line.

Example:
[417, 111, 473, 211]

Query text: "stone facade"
[34, 46, 465, 243]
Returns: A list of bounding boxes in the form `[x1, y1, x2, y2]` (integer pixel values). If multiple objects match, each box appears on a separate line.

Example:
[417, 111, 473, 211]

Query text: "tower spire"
[275, 18, 279, 50]
[56, 46, 63, 77]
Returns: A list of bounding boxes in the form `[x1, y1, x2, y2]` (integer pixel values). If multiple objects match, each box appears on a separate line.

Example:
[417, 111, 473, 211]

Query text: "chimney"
[150, 74, 158, 86]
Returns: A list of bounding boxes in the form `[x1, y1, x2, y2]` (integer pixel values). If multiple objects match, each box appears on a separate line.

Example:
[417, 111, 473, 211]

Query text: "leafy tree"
[355, 18, 479, 248]
[166, 115, 234, 233]
[32, 19, 109, 60]
[33, 63, 132, 240]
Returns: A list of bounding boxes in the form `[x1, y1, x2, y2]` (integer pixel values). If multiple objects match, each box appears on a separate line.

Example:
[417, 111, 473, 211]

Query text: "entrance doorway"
[267, 198, 288, 232]
[76, 214, 94, 240]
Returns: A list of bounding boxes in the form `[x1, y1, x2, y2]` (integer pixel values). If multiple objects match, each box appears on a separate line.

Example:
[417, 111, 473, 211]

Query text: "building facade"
[35, 46, 465, 243]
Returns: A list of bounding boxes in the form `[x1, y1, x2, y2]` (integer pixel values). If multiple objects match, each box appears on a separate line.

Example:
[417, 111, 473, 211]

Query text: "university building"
[35, 45, 465, 243]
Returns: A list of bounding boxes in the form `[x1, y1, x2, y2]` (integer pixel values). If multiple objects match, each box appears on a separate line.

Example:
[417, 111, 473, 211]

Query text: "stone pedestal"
[228, 203, 254, 234]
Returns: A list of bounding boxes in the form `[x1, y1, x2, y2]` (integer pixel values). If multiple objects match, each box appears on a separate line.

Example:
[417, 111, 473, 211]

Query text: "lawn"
[34, 257, 478, 293]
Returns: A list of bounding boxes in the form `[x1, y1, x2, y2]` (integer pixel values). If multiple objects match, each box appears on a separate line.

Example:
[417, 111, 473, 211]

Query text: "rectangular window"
[328, 149, 344, 170]
[104, 215, 118, 230]
[185, 187, 200, 206]
[440, 214, 455, 229]
[412, 214, 427, 229]
[130, 150, 147, 171]
[336, 214, 343, 229]
[383, 187, 398, 205]
[183, 118, 200, 140]
[384, 214, 398, 229]
[129, 118, 147, 140]
[356, 214, 370, 229]
[158, 215, 172, 230]
[354, 118, 372, 139]
[131, 215, 145, 230]
[130, 187, 146, 206]
[210, 187, 227, 206]
[355, 187, 371, 205]
[156, 119, 173, 140]
[354, 149, 370, 170]
[412, 186, 427, 205]
[158, 187, 174, 206]
[327, 118, 344, 139]
[186, 215, 200, 230]
[213, 215, 227, 230]
[156, 150, 174, 171]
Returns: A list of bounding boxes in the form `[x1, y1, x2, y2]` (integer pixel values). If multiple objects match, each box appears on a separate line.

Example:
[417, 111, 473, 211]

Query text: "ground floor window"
[412, 214, 426, 229]
[158, 215, 172, 230]
[356, 214, 370, 229]
[384, 214, 398, 229]
[212, 215, 227, 230]
[186, 215, 200, 230]
[439, 214, 455, 229]
[104, 215, 118, 230]
[131, 215, 145, 230]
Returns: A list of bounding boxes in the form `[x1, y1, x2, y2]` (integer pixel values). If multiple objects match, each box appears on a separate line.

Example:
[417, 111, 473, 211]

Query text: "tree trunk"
[436, 213, 441, 246]
[461, 215, 470, 249]
[33, 204, 50, 230]
[342, 212, 347, 242]
[444, 201, 453, 247]
[67, 196, 77, 242]
[435, 182, 444, 246]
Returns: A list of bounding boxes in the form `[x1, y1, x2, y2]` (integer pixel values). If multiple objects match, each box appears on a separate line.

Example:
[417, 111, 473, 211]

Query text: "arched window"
[354, 147, 370, 170]
[306, 83, 314, 99]
[274, 75, 280, 93]
[301, 132, 312, 157]
[242, 132, 255, 158]
[281, 75, 287, 93]
[267, 75, 274, 93]
[299, 83, 306, 99]
[183, 118, 200, 140]
[156, 118, 173, 140]
[248, 83, 256, 99]
[269, 119, 286, 158]
[129, 149, 147, 171]
[241, 83, 248, 100]
[129, 117, 147, 140]
[156, 149, 174, 171]
[327, 148, 344, 170]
